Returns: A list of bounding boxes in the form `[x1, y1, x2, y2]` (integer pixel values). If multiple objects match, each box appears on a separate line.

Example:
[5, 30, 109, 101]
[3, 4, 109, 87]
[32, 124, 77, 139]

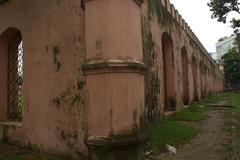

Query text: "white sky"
[170, 0, 238, 53]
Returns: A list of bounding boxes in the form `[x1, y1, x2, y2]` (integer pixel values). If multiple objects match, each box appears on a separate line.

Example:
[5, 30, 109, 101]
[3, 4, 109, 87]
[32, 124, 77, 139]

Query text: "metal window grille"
[7, 32, 23, 121]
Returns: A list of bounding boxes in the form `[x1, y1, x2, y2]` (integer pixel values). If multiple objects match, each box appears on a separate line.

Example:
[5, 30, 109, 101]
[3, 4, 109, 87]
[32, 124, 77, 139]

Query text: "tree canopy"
[222, 49, 240, 89]
[208, 0, 240, 33]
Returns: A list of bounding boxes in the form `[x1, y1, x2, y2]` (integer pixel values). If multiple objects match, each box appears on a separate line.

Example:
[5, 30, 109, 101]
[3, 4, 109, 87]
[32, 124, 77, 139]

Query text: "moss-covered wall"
[0, 0, 87, 158]
[141, 0, 224, 122]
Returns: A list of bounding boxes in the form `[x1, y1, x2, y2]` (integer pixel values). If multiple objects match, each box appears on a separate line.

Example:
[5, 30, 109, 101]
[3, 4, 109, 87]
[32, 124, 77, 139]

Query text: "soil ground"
[152, 100, 234, 160]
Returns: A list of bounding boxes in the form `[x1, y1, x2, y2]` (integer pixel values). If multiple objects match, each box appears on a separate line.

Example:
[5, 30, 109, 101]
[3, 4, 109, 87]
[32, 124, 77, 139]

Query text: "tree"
[222, 48, 240, 89]
[208, 0, 240, 33]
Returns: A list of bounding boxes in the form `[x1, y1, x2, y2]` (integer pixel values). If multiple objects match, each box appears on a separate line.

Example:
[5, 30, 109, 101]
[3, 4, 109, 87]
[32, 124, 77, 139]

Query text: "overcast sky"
[170, 0, 238, 53]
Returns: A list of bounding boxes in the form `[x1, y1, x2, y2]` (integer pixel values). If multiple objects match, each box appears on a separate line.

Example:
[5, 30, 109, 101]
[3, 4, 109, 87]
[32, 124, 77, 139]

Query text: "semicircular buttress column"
[83, 0, 146, 159]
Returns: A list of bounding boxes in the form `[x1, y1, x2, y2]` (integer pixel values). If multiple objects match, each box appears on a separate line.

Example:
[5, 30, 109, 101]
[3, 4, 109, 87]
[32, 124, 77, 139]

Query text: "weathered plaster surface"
[0, 0, 87, 156]
[0, 0, 224, 158]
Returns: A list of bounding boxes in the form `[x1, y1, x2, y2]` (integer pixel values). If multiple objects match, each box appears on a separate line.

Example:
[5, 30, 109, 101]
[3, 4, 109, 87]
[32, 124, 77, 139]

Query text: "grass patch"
[223, 92, 240, 159]
[146, 120, 200, 154]
[169, 105, 208, 121]
[200, 92, 236, 105]
[200, 93, 225, 104]
[146, 93, 227, 156]
[169, 111, 207, 121]
[146, 101, 208, 155]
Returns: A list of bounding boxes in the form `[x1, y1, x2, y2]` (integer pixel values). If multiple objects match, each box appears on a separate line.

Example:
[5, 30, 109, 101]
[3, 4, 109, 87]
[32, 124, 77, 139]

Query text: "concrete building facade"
[216, 34, 237, 62]
[0, 0, 224, 159]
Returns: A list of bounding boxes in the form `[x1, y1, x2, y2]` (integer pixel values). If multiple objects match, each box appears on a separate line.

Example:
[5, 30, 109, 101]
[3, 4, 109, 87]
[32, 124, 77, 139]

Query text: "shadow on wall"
[181, 47, 189, 105]
[192, 56, 198, 101]
[162, 32, 176, 112]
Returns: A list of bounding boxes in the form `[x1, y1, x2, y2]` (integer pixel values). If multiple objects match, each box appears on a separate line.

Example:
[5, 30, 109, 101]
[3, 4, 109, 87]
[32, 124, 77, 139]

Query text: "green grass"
[146, 97, 213, 155]
[200, 93, 225, 104]
[222, 92, 240, 131]
[147, 120, 200, 154]
[169, 105, 208, 121]
[202, 92, 240, 159]
[223, 92, 240, 159]
[169, 111, 207, 121]
[146, 93, 231, 156]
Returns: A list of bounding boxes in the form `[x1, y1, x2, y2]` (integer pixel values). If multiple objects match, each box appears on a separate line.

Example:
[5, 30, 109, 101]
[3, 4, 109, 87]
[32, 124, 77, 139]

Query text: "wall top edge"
[160, 0, 219, 69]
[85, 0, 144, 6]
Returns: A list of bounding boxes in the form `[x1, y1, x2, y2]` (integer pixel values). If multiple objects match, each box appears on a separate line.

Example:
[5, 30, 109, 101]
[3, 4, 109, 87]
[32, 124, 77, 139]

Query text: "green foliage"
[222, 49, 240, 87]
[17, 96, 23, 120]
[208, 0, 240, 33]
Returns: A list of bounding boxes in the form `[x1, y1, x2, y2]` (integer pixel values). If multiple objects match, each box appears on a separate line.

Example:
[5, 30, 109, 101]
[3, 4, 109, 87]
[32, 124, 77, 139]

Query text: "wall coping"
[82, 59, 146, 75]
[159, 0, 221, 73]
[85, 134, 148, 149]
[0, 121, 23, 127]
[85, 0, 143, 6]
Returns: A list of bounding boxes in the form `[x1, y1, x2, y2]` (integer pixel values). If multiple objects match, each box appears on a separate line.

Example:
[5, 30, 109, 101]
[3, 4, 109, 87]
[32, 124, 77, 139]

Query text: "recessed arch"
[202, 64, 207, 97]
[162, 32, 176, 111]
[199, 61, 204, 98]
[181, 47, 189, 105]
[192, 56, 198, 101]
[0, 27, 24, 122]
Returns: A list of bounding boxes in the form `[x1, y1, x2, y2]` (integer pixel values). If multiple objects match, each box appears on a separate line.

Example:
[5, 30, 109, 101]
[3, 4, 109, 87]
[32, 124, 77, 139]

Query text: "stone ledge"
[0, 121, 23, 127]
[85, 134, 148, 149]
[82, 59, 146, 75]
[0, 121, 23, 143]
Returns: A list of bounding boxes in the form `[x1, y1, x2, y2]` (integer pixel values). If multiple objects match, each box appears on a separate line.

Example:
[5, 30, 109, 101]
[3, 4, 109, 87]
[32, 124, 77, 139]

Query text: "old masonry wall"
[0, 0, 224, 159]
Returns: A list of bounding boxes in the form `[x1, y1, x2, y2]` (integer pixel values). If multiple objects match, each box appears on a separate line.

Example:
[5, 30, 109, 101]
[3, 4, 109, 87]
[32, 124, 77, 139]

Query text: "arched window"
[0, 28, 23, 122]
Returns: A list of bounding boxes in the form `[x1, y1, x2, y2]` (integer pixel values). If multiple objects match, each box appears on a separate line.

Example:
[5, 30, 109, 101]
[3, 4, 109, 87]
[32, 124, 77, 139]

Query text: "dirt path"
[152, 106, 230, 160]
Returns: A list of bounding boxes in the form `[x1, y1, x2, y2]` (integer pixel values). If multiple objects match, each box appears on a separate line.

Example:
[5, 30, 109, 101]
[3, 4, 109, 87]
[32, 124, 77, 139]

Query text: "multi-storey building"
[209, 52, 217, 61]
[216, 34, 237, 62]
